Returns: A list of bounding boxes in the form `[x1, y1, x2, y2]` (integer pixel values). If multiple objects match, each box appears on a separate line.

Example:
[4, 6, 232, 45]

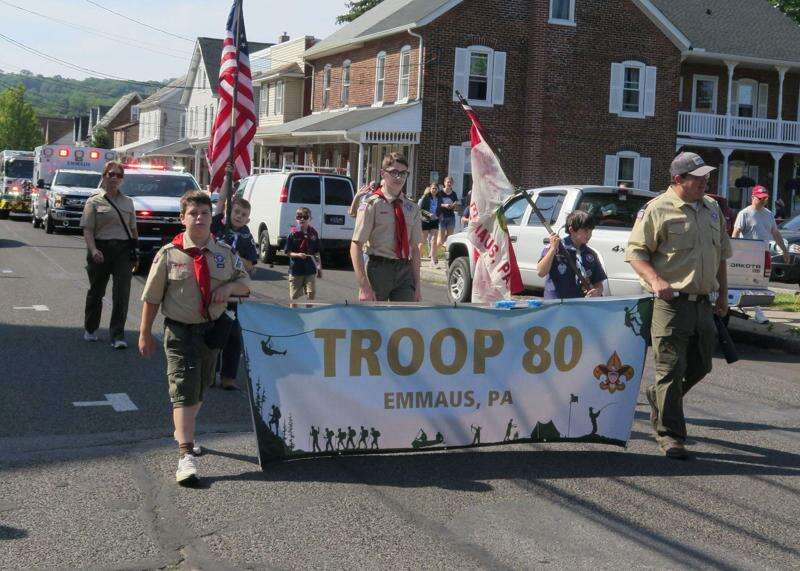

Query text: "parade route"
[1, 218, 799, 570]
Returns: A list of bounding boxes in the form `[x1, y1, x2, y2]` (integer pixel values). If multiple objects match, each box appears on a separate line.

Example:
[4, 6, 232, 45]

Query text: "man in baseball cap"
[733, 184, 790, 266]
[669, 151, 717, 178]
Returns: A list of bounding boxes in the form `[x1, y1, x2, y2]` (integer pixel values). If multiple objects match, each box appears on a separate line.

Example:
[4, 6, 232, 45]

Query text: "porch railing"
[677, 111, 800, 146]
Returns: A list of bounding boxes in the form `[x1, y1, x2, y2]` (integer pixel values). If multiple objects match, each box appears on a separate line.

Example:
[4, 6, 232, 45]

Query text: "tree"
[771, 0, 800, 23]
[91, 126, 110, 149]
[336, 0, 384, 24]
[0, 85, 43, 151]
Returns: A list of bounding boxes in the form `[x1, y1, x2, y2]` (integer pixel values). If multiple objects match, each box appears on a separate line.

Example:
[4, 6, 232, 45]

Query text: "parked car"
[769, 214, 800, 284]
[237, 167, 355, 263]
[445, 185, 774, 309]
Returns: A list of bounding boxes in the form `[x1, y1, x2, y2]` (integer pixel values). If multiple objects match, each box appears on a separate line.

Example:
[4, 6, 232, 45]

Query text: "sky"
[0, 0, 346, 82]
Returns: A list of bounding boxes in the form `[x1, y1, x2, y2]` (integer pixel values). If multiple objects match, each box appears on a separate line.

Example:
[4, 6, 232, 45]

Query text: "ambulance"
[30, 145, 115, 232]
[0, 150, 34, 219]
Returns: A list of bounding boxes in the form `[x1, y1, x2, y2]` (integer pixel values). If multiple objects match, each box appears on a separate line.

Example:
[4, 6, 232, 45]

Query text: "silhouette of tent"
[531, 420, 562, 441]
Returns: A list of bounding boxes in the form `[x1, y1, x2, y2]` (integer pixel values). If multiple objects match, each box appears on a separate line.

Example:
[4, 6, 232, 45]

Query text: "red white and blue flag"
[459, 100, 524, 303]
[208, 0, 255, 193]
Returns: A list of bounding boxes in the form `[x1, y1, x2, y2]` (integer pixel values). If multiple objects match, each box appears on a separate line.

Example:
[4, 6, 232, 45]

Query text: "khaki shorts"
[289, 273, 316, 300]
[164, 320, 219, 408]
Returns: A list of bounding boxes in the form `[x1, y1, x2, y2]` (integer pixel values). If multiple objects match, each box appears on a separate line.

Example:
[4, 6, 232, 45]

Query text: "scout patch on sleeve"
[636, 209, 645, 220]
[710, 210, 719, 222]
[214, 253, 226, 269]
[358, 201, 368, 212]
[233, 255, 244, 271]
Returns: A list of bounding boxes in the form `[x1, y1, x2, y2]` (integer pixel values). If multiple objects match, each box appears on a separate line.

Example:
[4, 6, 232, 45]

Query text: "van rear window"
[324, 178, 353, 206]
[289, 177, 320, 204]
[575, 192, 651, 229]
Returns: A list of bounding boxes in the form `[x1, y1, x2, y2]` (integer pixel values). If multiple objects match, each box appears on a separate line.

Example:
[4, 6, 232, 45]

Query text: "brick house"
[294, 0, 800, 216]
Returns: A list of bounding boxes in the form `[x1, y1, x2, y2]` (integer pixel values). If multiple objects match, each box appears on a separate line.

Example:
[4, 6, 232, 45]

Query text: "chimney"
[278, 32, 290, 43]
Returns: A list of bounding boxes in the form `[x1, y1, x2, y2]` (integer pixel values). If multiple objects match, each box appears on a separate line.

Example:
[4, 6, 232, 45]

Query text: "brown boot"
[657, 435, 688, 459]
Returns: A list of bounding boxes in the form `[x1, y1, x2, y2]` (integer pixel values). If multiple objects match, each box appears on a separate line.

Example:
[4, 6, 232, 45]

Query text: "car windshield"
[4, 159, 33, 179]
[119, 173, 199, 197]
[779, 214, 800, 231]
[575, 192, 652, 229]
[54, 172, 102, 188]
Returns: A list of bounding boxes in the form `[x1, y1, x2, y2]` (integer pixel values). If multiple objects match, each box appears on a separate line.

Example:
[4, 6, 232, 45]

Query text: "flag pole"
[224, 0, 243, 231]
[454, 90, 590, 294]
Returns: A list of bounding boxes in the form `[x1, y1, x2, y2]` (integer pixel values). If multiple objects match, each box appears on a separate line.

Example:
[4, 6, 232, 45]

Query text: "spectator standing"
[80, 161, 138, 349]
[732, 186, 790, 263]
[417, 183, 441, 265]
[437, 176, 459, 249]
[285, 207, 321, 301]
[461, 188, 472, 227]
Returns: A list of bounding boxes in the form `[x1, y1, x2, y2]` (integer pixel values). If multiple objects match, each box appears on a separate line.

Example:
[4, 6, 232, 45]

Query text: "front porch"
[678, 112, 800, 146]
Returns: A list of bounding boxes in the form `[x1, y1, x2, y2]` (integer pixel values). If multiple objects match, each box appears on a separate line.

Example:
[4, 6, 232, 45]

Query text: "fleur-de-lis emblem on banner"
[593, 352, 634, 393]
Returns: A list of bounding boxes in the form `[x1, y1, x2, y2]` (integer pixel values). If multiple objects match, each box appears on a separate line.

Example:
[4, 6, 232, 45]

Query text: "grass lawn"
[772, 292, 800, 312]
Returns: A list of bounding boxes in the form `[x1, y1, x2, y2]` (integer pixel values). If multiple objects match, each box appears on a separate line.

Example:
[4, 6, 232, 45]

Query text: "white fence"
[677, 111, 800, 145]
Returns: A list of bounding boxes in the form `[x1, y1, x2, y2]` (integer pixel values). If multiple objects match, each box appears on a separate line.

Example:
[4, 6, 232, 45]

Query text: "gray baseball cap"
[670, 152, 716, 177]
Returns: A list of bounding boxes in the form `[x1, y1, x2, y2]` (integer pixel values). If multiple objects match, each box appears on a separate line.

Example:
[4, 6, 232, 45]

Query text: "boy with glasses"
[351, 152, 423, 302]
[285, 207, 321, 301]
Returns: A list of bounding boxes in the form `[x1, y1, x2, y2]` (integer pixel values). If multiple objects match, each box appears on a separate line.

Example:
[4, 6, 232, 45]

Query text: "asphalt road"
[1, 217, 799, 570]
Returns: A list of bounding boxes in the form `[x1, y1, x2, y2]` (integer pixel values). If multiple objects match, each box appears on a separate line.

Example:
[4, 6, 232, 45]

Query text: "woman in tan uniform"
[80, 161, 138, 349]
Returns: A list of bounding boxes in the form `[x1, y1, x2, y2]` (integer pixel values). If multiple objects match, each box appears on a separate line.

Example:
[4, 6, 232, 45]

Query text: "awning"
[144, 139, 195, 158]
[255, 102, 421, 146]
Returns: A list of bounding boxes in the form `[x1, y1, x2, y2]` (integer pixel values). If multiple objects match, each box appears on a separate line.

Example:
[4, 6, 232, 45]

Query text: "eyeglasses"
[383, 168, 409, 180]
[296, 215, 309, 220]
[106, 172, 124, 179]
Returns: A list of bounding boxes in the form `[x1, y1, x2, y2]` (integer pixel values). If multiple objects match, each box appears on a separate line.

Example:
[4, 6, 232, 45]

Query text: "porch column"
[771, 151, 784, 212]
[725, 61, 738, 138]
[407, 145, 416, 198]
[776, 66, 789, 143]
[356, 142, 365, 189]
[193, 147, 202, 180]
[719, 148, 733, 199]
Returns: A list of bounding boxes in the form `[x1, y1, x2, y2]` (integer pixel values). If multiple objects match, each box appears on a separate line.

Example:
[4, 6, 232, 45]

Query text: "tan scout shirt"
[80, 190, 137, 240]
[626, 186, 733, 295]
[141, 233, 251, 324]
[352, 192, 423, 259]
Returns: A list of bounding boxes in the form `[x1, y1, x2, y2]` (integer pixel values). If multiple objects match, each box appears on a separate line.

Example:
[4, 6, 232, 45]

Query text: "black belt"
[675, 293, 710, 302]
[165, 317, 209, 329]
[368, 255, 411, 265]
[95, 239, 128, 243]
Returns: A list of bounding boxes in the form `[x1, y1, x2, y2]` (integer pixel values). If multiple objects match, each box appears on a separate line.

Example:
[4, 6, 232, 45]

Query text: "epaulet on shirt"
[363, 194, 382, 206]
[701, 194, 718, 208]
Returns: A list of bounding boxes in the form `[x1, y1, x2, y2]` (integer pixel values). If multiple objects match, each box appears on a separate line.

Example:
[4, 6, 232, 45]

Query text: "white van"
[238, 169, 355, 262]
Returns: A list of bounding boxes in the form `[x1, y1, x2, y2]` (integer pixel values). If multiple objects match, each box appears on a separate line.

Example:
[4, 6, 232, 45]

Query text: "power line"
[83, 0, 195, 43]
[0, 0, 193, 59]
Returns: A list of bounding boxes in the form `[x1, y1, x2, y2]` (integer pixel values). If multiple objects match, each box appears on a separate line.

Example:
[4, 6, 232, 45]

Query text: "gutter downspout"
[308, 62, 317, 113]
[408, 28, 424, 100]
[343, 132, 364, 188]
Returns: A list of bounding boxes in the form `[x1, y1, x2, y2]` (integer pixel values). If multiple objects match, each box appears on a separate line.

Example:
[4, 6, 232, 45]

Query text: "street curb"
[728, 317, 800, 355]
[420, 266, 447, 286]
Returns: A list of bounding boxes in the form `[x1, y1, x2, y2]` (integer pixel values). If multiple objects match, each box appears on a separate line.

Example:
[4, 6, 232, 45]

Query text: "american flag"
[208, 0, 255, 193]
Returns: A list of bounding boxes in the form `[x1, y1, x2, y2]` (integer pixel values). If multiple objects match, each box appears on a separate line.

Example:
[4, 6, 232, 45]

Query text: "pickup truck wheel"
[447, 257, 472, 303]
[258, 231, 273, 264]
[44, 210, 55, 234]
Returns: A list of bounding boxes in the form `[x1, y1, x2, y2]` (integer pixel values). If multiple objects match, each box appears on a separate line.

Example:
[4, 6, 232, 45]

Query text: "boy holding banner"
[350, 153, 423, 302]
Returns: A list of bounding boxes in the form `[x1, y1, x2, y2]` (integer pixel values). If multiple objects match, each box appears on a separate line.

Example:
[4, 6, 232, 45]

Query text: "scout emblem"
[593, 352, 634, 394]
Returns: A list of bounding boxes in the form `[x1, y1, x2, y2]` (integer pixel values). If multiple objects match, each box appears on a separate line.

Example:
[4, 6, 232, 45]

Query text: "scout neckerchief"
[563, 237, 590, 286]
[372, 187, 410, 259]
[172, 233, 212, 319]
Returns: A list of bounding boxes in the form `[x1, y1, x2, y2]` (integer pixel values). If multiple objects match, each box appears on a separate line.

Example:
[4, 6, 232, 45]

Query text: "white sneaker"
[754, 307, 769, 324]
[176, 454, 198, 484]
[84, 331, 98, 342]
[111, 339, 128, 350]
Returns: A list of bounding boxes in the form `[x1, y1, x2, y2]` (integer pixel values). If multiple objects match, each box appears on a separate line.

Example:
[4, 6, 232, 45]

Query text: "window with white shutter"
[549, 0, 576, 25]
[397, 46, 411, 102]
[448, 145, 466, 197]
[374, 52, 386, 104]
[342, 61, 351, 106]
[758, 82, 769, 118]
[604, 151, 651, 189]
[323, 65, 332, 109]
[453, 46, 506, 107]
[609, 61, 656, 119]
[275, 81, 284, 115]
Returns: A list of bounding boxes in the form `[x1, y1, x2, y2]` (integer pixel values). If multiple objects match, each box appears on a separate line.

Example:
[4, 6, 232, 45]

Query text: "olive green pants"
[649, 297, 716, 441]
[367, 256, 415, 302]
[84, 239, 133, 341]
[164, 320, 219, 408]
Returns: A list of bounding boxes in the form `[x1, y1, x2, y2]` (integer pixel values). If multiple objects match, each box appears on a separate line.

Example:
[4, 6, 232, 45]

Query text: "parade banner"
[239, 297, 653, 466]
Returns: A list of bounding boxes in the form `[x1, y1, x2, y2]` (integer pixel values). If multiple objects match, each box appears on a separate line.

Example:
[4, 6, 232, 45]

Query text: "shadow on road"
[0, 239, 26, 248]
[0, 525, 28, 540]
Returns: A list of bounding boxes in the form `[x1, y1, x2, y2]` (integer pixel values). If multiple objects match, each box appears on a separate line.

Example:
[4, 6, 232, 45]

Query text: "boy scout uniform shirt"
[625, 186, 733, 295]
[80, 190, 136, 240]
[141, 234, 250, 324]
[352, 192, 423, 258]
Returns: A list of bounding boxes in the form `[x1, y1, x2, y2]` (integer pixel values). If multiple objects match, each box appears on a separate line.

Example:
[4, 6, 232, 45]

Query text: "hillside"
[0, 71, 168, 117]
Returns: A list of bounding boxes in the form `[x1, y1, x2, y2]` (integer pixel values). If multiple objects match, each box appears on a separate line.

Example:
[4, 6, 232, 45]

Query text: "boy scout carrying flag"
[138, 191, 250, 485]
[626, 152, 732, 459]
[351, 152, 423, 302]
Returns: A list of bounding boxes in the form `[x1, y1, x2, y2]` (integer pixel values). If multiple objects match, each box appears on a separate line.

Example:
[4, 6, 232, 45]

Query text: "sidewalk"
[420, 260, 800, 354]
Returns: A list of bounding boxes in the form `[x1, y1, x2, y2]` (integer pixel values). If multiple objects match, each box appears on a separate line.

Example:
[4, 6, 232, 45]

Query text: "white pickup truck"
[444, 185, 774, 308]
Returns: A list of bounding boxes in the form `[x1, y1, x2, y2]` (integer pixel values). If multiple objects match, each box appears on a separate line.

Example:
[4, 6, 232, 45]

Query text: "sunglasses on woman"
[296, 214, 309, 220]
[106, 172, 124, 179]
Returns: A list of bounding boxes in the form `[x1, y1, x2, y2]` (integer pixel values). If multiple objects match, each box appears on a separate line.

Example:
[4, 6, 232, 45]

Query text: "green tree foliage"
[336, 0, 384, 24]
[771, 0, 800, 23]
[0, 71, 160, 117]
[0, 85, 43, 151]
[90, 126, 110, 149]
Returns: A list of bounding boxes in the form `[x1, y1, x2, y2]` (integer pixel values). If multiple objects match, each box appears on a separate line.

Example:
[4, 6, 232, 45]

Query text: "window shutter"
[637, 157, 652, 191]
[453, 48, 469, 102]
[732, 80, 739, 115]
[448, 145, 465, 195]
[492, 51, 507, 105]
[604, 155, 618, 186]
[644, 66, 657, 117]
[609, 63, 623, 114]
[758, 83, 769, 118]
